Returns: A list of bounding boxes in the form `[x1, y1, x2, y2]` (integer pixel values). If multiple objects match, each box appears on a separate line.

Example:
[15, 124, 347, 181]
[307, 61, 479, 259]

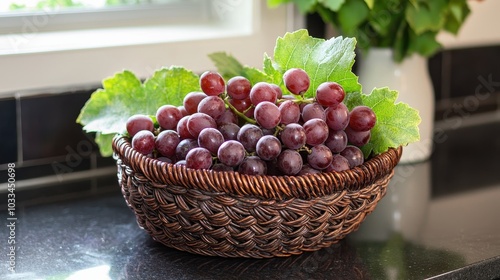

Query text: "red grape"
[227, 76, 251, 100]
[316, 82, 345, 107]
[283, 68, 310, 95]
[126, 114, 154, 137]
[349, 106, 376, 132]
[199, 71, 225, 96]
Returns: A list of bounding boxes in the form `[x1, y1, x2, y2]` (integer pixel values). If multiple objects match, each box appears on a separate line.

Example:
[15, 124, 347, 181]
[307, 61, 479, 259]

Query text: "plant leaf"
[267, 0, 291, 8]
[344, 88, 421, 157]
[363, 0, 374, 9]
[319, 0, 346, 12]
[76, 66, 200, 156]
[336, 0, 370, 34]
[405, 0, 448, 34]
[291, 0, 316, 13]
[269, 29, 361, 97]
[443, 0, 470, 34]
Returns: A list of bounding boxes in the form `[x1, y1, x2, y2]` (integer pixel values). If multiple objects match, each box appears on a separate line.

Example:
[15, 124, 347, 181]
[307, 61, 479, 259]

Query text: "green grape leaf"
[269, 29, 361, 97]
[94, 132, 115, 157]
[208, 52, 270, 85]
[76, 66, 200, 156]
[345, 88, 421, 157]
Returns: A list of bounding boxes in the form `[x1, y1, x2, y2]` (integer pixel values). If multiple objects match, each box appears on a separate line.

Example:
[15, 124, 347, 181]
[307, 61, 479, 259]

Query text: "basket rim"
[112, 134, 402, 200]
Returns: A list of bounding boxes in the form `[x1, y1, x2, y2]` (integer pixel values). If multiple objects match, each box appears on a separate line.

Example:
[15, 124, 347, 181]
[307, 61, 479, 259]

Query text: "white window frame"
[0, 0, 296, 97]
[0, 1, 212, 34]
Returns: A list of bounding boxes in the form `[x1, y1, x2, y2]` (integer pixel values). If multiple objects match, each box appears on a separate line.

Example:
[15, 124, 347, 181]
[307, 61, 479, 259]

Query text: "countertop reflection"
[1, 122, 500, 280]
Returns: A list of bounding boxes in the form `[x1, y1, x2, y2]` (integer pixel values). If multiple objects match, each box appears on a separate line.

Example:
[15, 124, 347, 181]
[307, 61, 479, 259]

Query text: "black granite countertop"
[1, 121, 500, 280]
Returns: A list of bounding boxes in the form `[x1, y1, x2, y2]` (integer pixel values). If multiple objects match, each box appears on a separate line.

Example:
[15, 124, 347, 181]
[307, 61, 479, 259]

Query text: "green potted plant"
[267, 0, 471, 163]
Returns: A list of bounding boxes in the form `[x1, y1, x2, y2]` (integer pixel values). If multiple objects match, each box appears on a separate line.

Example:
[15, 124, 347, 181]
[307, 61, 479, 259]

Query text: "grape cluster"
[126, 68, 376, 176]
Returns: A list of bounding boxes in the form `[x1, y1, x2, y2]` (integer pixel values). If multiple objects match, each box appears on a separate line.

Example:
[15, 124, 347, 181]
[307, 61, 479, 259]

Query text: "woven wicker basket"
[113, 135, 402, 258]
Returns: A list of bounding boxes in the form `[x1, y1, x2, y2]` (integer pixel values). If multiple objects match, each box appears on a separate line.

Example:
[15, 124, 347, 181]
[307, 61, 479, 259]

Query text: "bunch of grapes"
[126, 68, 376, 176]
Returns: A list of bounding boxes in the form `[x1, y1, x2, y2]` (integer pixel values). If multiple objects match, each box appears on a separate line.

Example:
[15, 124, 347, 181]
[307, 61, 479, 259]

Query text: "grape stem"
[298, 146, 312, 154]
[223, 95, 257, 124]
[277, 97, 315, 105]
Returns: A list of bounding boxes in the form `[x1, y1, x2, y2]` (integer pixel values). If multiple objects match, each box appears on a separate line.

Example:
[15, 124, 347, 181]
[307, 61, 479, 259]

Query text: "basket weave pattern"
[113, 135, 402, 258]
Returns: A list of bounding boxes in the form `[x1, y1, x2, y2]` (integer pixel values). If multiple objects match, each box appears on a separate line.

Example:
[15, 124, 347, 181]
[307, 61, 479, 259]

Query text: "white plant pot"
[357, 48, 435, 163]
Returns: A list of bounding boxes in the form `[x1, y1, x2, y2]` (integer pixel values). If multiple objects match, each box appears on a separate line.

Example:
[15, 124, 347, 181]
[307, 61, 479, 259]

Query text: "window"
[0, 0, 291, 96]
[0, 0, 213, 34]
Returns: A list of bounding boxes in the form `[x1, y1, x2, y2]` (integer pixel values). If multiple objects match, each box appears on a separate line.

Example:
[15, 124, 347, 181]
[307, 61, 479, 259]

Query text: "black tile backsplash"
[0, 86, 116, 193]
[428, 45, 500, 120]
[0, 98, 17, 164]
[20, 90, 97, 161]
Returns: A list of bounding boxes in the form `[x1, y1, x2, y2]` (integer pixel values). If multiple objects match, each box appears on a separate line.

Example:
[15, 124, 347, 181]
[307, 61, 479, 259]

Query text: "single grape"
[183, 91, 207, 115]
[212, 163, 234, 172]
[126, 114, 154, 137]
[249, 82, 278, 105]
[256, 135, 282, 161]
[216, 109, 238, 126]
[131, 130, 155, 155]
[325, 130, 348, 153]
[345, 126, 371, 147]
[297, 165, 321, 176]
[302, 103, 326, 122]
[157, 157, 173, 164]
[218, 123, 240, 141]
[199, 71, 225, 96]
[283, 68, 310, 95]
[325, 103, 349, 131]
[198, 127, 225, 155]
[237, 124, 263, 152]
[325, 154, 350, 172]
[187, 112, 217, 138]
[155, 130, 180, 158]
[227, 76, 251, 100]
[303, 118, 329, 146]
[349, 106, 377, 132]
[254, 101, 281, 129]
[307, 144, 333, 170]
[186, 147, 213, 170]
[315, 82, 345, 107]
[175, 160, 186, 166]
[238, 156, 267, 175]
[178, 106, 188, 117]
[197, 95, 226, 120]
[176, 115, 193, 139]
[277, 149, 303, 175]
[340, 145, 364, 168]
[175, 138, 198, 160]
[279, 100, 301, 125]
[270, 84, 283, 100]
[280, 123, 306, 150]
[262, 127, 275, 136]
[156, 105, 183, 130]
[217, 140, 246, 167]
[229, 97, 252, 113]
